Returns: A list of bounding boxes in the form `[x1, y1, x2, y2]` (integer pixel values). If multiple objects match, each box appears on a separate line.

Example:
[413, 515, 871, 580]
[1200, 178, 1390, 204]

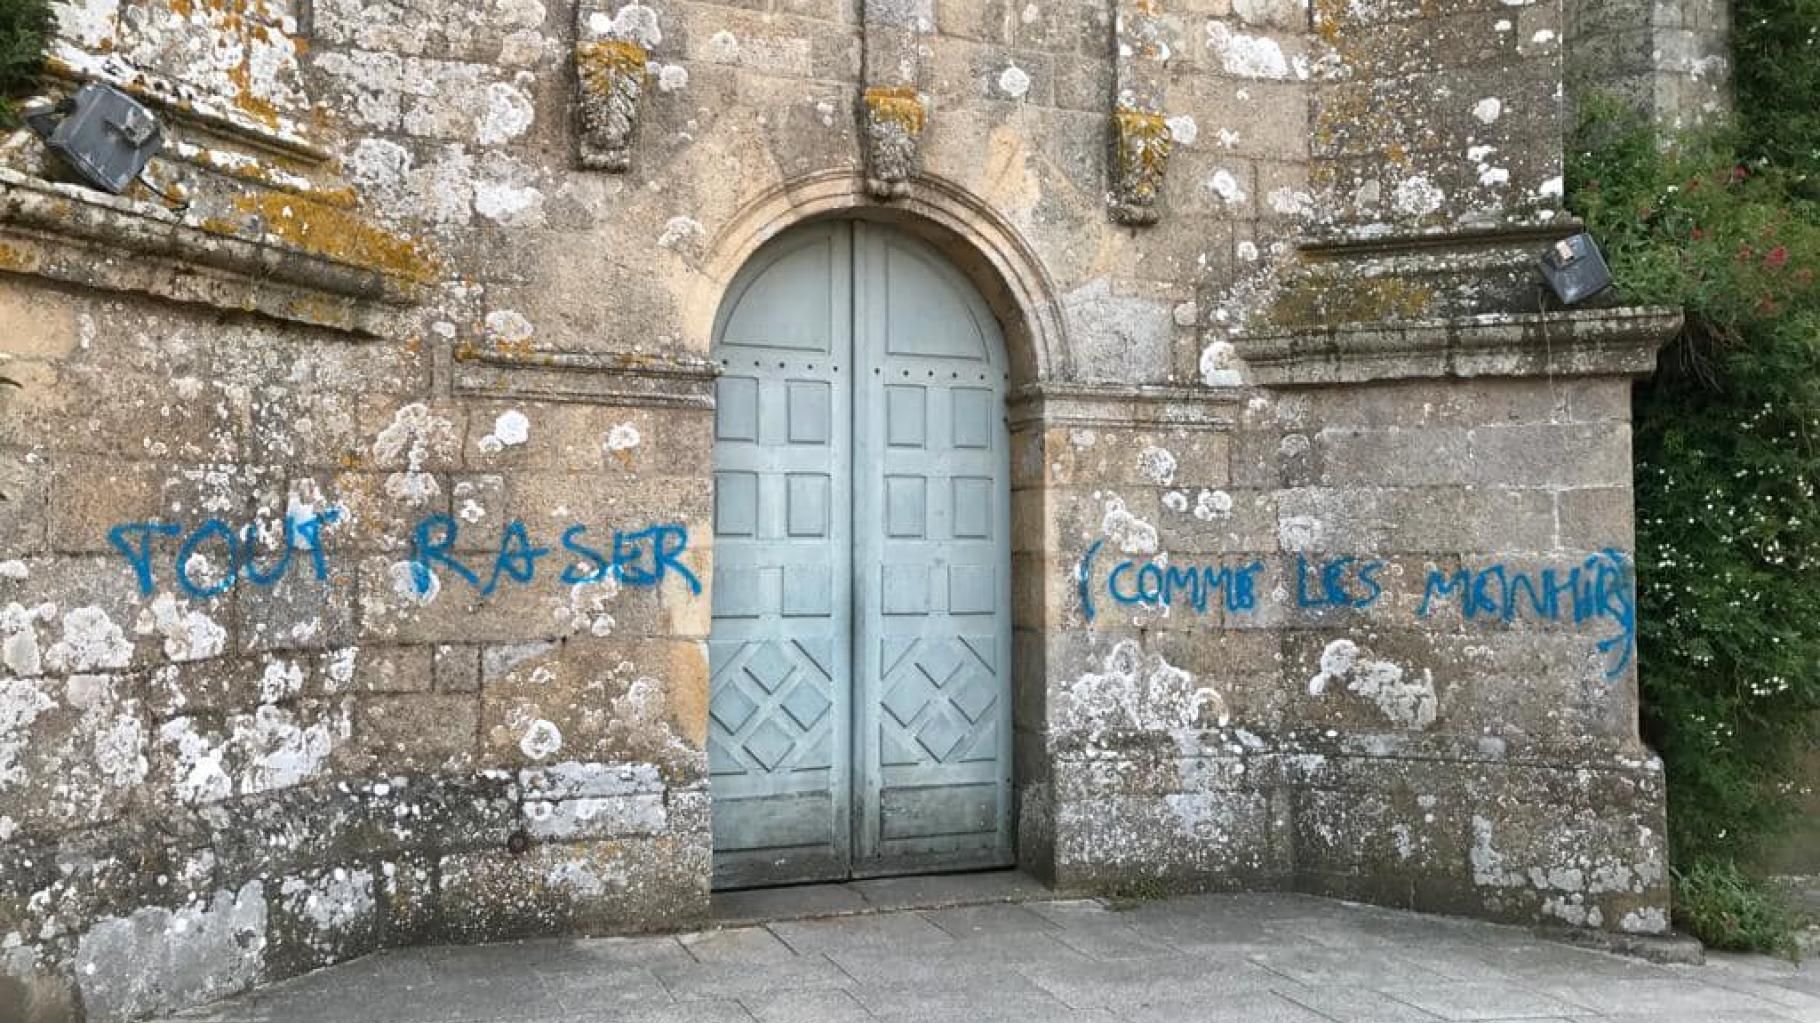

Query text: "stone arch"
[689, 169, 1073, 388]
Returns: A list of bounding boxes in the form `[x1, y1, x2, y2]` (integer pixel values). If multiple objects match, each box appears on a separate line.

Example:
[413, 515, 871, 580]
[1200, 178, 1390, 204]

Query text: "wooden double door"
[708, 220, 1014, 888]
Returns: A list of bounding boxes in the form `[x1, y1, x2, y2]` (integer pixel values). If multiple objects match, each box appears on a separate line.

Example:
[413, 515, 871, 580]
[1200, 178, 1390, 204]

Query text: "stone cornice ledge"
[1235, 306, 1683, 388]
[1007, 382, 1242, 430]
[0, 169, 423, 336]
[453, 346, 718, 410]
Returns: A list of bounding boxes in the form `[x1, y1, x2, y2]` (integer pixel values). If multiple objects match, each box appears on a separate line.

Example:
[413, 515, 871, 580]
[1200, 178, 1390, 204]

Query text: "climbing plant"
[1566, 0, 1820, 953]
[0, 0, 49, 124]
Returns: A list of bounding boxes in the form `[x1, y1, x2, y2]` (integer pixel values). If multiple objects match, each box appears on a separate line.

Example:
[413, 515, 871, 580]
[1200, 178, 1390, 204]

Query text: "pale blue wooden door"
[851, 222, 1013, 875]
[710, 221, 1012, 888]
[709, 223, 853, 888]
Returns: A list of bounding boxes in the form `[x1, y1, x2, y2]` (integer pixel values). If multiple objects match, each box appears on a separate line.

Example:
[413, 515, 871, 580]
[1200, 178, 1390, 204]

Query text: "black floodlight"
[25, 83, 164, 195]
[1539, 232, 1614, 306]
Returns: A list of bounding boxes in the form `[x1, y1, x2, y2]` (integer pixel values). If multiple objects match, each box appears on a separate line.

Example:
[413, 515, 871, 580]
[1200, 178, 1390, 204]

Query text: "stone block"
[1313, 425, 1471, 487]
[435, 835, 710, 941]
[478, 635, 706, 781]
[342, 693, 480, 773]
[1466, 423, 1633, 489]
[266, 865, 383, 976]
[236, 566, 357, 654]
[433, 643, 482, 692]
[1556, 487, 1636, 552]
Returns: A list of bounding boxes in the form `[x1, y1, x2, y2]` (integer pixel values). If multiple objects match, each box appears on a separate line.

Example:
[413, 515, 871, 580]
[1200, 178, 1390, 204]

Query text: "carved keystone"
[1109, 108, 1172, 226]
[862, 85, 926, 199]
[576, 38, 648, 172]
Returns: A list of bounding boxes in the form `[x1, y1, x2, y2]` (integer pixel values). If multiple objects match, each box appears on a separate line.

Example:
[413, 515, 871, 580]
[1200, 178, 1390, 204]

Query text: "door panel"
[709, 220, 1013, 889]
[851, 223, 1014, 874]
[709, 223, 853, 889]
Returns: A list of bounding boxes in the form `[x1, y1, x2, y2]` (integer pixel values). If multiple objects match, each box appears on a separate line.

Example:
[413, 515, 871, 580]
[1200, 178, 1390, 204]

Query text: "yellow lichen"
[1113, 108, 1172, 174]
[864, 86, 926, 135]
[222, 193, 438, 284]
[227, 58, 280, 127]
[576, 39, 648, 95]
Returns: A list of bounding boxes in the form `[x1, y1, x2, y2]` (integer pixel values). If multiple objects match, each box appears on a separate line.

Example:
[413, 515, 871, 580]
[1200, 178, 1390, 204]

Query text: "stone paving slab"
[162, 889, 1820, 1023]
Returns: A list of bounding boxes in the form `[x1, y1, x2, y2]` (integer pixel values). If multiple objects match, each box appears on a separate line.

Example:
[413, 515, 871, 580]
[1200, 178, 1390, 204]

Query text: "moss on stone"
[1268, 273, 1436, 326]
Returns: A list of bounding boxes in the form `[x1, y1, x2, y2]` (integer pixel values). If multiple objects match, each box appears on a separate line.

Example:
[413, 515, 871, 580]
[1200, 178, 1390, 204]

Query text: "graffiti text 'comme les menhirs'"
[1075, 542, 1638, 678]
[106, 512, 701, 600]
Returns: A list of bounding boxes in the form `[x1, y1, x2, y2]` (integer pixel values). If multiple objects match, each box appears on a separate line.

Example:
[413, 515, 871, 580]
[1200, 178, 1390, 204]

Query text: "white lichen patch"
[136, 594, 228, 663]
[553, 576, 620, 637]
[44, 607, 132, 674]
[1, 602, 51, 677]
[1393, 175, 1446, 217]
[1199, 340, 1243, 387]
[73, 881, 267, 1022]
[373, 403, 458, 508]
[590, 3, 662, 46]
[1099, 495, 1159, 555]
[259, 659, 306, 704]
[657, 216, 704, 250]
[605, 422, 642, 452]
[1137, 445, 1177, 486]
[1205, 22, 1295, 79]
[478, 409, 531, 453]
[997, 65, 1031, 99]
[159, 703, 350, 804]
[1307, 640, 1437, 730]
[1061, 640, 1230, 744]
[1208, 168, 1248, 206]
[1193, 489, 1234, 521]
[0, 678, 56, 790]
[1277, 515, 1324, 552]
[519, 718, 564, 760]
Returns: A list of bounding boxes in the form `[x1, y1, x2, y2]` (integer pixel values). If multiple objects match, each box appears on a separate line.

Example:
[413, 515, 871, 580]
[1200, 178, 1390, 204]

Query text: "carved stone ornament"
[862, 85, 926, 199]
[576, 38, 648, 172]
[1109, 107, 1172, 226]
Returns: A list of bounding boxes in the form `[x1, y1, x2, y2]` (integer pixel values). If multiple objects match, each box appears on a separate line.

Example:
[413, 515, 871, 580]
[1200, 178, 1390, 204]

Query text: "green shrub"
[1566, 80, 1820, 951]
[1733, 0, 1820, 173]
[1673, 859, 1802, 957]
[0, 0, 49, 123]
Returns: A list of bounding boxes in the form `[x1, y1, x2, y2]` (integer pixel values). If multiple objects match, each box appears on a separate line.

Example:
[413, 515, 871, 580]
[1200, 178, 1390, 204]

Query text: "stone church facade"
[0, 0, 1728, 1018]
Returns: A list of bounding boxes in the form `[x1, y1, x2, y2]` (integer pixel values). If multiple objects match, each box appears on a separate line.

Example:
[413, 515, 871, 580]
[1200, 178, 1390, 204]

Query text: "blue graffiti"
[110, 509, 343, 599]
[1076, 540, 1637, 680]
[105, 511, 700, 601]
[1417, 548, 1635, 678]
[1077, 540, 1264, 620]
[406, 515, 700, 597]
[1294, 554, 1385, 610]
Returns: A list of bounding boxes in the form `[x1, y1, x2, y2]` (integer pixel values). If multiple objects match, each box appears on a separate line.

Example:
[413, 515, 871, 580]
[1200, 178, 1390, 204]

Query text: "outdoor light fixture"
[25, 82, 164, 196]
[1539, 232, 1614, 306]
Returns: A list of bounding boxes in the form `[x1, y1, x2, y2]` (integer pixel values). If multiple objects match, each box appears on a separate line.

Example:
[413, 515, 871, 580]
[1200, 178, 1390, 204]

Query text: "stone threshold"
[710, 869, 1061, 926]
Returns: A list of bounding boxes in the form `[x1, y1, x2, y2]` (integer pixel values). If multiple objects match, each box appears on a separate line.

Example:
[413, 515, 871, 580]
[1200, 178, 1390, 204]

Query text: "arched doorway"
[708, 219, 1014, 889]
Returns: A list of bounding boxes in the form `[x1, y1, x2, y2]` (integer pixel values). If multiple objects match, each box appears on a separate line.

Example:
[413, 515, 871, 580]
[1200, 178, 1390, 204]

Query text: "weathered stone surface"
[0, 0, 1704, 1016]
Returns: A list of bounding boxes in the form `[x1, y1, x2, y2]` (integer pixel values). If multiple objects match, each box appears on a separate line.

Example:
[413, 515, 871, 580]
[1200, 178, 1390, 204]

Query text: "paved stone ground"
[163, 882, 1820, 1023]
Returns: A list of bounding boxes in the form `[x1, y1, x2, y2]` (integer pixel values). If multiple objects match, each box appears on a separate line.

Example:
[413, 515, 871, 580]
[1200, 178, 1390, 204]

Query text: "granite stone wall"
[0, 0, 1698, 1019]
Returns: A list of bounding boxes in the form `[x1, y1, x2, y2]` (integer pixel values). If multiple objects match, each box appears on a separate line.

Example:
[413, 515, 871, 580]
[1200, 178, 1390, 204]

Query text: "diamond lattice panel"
[875, 637, 1000, 766]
